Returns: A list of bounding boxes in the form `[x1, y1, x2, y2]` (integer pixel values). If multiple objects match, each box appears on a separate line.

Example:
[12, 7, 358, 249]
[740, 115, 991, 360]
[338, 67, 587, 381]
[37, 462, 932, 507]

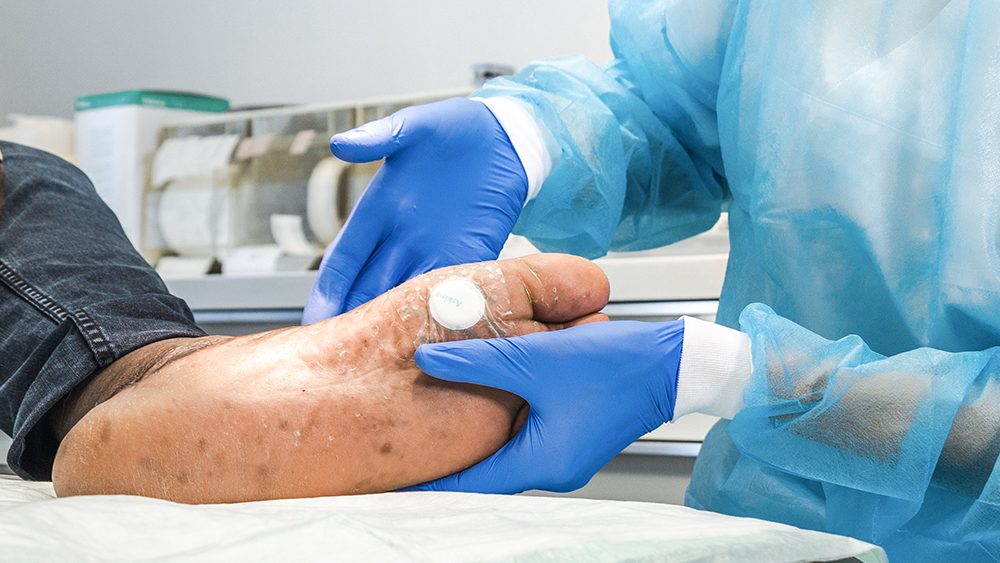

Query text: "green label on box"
[75, 90, 230, 113]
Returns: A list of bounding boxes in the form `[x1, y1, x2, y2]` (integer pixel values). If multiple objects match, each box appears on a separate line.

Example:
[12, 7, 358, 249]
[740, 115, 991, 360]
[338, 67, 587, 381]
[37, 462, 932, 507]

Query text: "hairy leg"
[52, 253, 609, 503]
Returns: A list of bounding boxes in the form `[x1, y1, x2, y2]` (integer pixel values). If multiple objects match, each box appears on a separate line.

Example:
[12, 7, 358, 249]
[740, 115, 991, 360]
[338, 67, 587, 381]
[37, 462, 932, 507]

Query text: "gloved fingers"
[329, 113, 404, 163]
[395, 468, 495, 494]
[341, 274, 398, 314]
[339, 238, 425, 313]
[302, 284, 343, 325]
[329, 103, 437, 163]
[302, 215, 384, 322]
[398, 422, 537, 495]
[303, 256, 368, 322]
[415, 337, 536, 399]
[395, 479, 448, 493]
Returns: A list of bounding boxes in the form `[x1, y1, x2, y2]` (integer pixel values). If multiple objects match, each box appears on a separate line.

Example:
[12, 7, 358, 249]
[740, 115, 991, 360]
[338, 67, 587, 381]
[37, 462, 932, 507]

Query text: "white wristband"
[472, 96, 557, 203]
[673, 316, 753, 420]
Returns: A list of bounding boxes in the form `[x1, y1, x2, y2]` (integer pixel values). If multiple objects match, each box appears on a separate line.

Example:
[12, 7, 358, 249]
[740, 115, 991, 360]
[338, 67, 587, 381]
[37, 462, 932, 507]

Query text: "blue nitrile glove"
[406, 320, 684, 494]
[302, 98, 528, 323]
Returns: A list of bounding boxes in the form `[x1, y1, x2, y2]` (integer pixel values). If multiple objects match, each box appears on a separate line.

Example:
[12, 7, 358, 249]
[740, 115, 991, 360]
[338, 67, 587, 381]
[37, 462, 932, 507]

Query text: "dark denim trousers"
[0, 141, 204, 480]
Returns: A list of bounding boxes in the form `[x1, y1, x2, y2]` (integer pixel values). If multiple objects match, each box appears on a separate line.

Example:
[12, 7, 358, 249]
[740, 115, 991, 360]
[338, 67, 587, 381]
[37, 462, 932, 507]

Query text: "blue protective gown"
[475, 0, 1000, 560]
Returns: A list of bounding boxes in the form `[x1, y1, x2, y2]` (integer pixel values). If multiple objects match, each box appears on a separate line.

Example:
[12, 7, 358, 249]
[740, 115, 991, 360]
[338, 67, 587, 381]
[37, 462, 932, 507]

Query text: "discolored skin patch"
[98, 421, 112, 445]
[256, 464, 272, 493]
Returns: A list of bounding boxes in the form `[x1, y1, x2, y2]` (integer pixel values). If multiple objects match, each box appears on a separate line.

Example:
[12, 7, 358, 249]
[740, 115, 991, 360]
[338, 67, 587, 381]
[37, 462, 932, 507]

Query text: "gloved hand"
[405, 320, 684, 494]
[302, 98, 528, 324]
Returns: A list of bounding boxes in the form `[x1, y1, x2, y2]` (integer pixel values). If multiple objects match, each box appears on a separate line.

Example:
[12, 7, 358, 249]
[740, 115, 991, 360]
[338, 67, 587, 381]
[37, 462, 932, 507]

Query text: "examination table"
[0, 474, 885, 562]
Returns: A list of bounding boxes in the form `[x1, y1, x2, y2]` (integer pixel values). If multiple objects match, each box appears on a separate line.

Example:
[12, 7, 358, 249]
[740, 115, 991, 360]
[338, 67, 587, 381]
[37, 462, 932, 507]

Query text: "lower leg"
[52, 253, 609, 503]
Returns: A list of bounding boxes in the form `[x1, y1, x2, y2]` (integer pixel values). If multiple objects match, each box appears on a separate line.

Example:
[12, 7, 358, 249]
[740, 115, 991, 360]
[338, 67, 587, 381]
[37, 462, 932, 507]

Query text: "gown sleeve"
[731, 303, 1000, 537]
[473, 0, 738, 258]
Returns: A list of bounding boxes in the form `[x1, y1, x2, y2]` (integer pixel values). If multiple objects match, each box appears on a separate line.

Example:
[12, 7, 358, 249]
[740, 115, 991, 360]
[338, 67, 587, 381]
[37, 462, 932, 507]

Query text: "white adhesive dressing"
[428, 279, 487, 331]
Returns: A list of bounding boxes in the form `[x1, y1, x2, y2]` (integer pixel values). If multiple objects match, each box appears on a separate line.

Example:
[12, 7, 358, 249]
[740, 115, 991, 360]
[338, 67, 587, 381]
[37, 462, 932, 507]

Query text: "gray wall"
[3, 1, 613, 119]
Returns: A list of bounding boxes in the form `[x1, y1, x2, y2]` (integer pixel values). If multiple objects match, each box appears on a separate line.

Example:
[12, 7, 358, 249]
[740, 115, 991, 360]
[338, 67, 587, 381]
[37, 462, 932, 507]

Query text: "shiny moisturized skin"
[51, 254, 609, 504]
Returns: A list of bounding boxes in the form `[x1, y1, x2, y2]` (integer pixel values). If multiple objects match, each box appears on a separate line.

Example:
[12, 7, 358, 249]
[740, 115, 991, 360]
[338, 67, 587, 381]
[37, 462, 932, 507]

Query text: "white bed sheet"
[0, 475, 886, 563]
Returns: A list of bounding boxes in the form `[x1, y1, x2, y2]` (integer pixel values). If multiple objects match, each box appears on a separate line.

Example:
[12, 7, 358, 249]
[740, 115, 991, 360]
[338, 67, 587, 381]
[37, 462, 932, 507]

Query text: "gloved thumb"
[415, 338, 534, 400]
[329, 115, 401, 162]
[399, 424, 536, 495]
[301, 290, 339, 325]
[330, 105, 434, 162]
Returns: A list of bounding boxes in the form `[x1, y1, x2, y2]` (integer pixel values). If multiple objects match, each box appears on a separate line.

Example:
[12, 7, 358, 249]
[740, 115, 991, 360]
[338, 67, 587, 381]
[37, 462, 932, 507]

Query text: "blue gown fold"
[475, 0, 1000, 559]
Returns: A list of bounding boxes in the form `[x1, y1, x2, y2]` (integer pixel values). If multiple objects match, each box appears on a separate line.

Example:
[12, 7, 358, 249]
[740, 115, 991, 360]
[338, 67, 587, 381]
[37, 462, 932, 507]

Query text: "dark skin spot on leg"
[380, 443, 392, 455]
[256, 464, 271, 492]
[176, 471, 190, 485]
[140, 457, 159, 475]
[99, 421, 112, 444]
[197, 438, 208, 453]
[278, 419, 289, 431]
[299, 415, 318, 439]
[255, 433, 264, 445]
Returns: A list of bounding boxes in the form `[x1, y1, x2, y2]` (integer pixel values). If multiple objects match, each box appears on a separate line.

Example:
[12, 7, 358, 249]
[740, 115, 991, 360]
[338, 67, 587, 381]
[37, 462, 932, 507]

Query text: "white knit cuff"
[673, 316, 753, 420]
[472, 96, 557, 203]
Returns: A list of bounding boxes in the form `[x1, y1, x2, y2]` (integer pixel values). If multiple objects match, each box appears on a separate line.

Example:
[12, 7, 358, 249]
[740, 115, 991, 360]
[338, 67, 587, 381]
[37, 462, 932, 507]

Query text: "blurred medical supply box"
[0, 114, 75, 163]
[140, 91, 469, 276]
[74, 91, 230, 247]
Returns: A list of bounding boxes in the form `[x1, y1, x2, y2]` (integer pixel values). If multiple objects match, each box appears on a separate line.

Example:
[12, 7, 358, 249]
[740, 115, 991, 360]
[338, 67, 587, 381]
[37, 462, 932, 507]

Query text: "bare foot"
[52, 254, 609, 503]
